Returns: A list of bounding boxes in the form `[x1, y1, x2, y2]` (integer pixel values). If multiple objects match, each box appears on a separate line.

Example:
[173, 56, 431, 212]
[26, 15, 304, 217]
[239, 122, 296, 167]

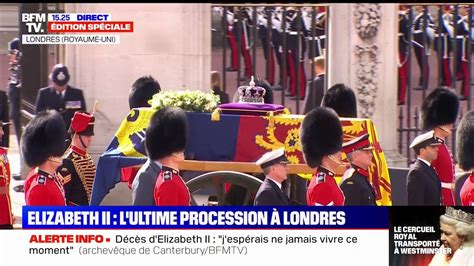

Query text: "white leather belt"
[441, 182, 454, 190]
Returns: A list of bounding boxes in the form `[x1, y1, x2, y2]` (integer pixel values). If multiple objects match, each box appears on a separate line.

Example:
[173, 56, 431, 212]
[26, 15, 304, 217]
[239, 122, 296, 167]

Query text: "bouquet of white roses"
[149, 90, 220, 112]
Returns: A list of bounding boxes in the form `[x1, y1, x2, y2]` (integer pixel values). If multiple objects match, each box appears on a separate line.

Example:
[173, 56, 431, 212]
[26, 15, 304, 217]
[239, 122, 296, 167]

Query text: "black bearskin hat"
[322, 83, 358, 118]
[129, 75, 161, 109]
[145, 107, 188, 160]
[457, 111, 474, 171]
[300, 107, 343, 168]
[21, 110, 67, 167]
[421, 87, 459, 130]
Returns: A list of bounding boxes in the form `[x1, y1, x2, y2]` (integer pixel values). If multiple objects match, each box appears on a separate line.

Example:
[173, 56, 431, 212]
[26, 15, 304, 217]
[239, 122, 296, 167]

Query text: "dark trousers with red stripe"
[413, 45, 430, 88]
[227, 29, 252, 79]
[286, 50, 306, 98]
[398, 52, 408, 105]
[260, 35, 275, 85]
[459, 60, 469, 97]
[440, 58, 452, 87]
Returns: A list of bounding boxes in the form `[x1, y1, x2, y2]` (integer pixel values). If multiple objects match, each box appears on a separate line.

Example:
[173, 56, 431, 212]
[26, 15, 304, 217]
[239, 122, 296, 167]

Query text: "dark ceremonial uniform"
[398, 9, 410, 105]
[154, 166, 190, 206]
[340, 166, 377, 206]
[460, 172, 474, 206]
[7, 38, 21, 146]
[454, 14, 470, 98]
[25, 168, 66, 206]
[406, 159, 442, 206]
[413, 10, 435, 88]
[257, 7, 276, 85]
[58, 145, 96, 206]
[0, 148, 13, 228]
[307, 167, 344, 206]
[226, 7, 253, 79]
[431, 142, 455, 206]
[303, 7, 326, 59]
[254, 178, 290, 206]
[35, 86, 86, 130]
[285, 9, 307, 98]
[434, 13, 454, 87]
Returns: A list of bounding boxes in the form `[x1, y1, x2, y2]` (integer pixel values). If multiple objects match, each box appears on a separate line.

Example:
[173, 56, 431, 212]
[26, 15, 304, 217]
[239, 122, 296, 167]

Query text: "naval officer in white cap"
[254, 148, 290, 206]
[406, 130, 443, 206]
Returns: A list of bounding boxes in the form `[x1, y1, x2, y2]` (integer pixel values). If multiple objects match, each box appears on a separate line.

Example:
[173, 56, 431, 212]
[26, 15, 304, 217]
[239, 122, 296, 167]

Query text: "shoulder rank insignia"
[37, 175, 46, 185]
[163, 171, 172, 181]
[58, 168, 71, 184]
[317, 172, 326, 182]
[346, 181, 354, 185]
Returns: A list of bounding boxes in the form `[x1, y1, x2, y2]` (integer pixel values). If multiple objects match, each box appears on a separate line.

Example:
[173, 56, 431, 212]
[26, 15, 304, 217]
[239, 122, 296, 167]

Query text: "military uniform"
[460, 172, 474, 206]
[307, 167, 344, 206]
[257, 7, 276, 85]
[303, 6, 326, 59]
[25, 168, 66, 206]
[154, 166, 190, 206]
[340, 167, 377, 206]
[431, 142, 455, 206]
[454, 13, 470, 98]
[421, 88, 460, 206]
[58, 146, 96, 206]
[398, 7, 410, 105]
[433, 9, 454, 87]
[412, 9, 435, 89]
[57, 111, 96, 206]
[226, 7, 253, 79]
[0, 147, 13, 228]
[284, 8, 306, 99]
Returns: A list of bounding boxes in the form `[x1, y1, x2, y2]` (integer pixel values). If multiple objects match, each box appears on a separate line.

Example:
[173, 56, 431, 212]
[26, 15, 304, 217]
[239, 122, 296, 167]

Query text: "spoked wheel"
[185, 171, 263, 206]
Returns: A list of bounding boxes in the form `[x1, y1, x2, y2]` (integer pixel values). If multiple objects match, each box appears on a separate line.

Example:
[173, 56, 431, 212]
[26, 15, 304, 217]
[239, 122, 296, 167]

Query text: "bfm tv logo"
[22, 13, 46, 33]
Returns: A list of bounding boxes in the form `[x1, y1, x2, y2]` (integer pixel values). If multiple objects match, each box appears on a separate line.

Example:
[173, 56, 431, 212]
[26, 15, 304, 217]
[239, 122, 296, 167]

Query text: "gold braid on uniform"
[71, 152, 96, 202]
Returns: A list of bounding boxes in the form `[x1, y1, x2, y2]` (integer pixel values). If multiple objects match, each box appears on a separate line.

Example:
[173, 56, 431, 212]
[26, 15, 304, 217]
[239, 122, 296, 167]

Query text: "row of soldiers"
[217, 6, 326, 100]
[218, 5, 473, 105]
[398, 4, 472, 104]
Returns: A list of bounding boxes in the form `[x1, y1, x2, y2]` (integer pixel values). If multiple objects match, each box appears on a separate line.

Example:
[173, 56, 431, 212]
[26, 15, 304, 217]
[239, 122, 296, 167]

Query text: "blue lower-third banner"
[22, 206, 388, 229]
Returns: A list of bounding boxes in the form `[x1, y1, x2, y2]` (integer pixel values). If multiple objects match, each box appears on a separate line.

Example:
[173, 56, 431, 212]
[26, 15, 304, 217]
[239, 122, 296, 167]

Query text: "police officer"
[254, 148, 290, 206]
[322, 83, 358, 118]
[406, 131, 443, 206]
[421, 87, 459, 206]
[0, 120, 13, 229]
[58, 111, 96, 206]
[35, 64, 86, 131]
[301, 107, 345, 206]
[23, 110, 67, 206]
[150, 107, 190, 206]
[457, 111, 474, 206]
[340, 134, 377, 206]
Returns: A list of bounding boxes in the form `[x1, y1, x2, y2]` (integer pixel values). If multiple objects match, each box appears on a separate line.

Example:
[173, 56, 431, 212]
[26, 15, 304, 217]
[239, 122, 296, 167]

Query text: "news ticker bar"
[21, 12, 132, 44]
[22, 206, 389, 229]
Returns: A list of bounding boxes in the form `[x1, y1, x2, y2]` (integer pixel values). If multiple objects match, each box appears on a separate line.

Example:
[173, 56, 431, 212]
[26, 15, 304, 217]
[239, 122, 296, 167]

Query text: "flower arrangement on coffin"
[149, 90, 220, 113]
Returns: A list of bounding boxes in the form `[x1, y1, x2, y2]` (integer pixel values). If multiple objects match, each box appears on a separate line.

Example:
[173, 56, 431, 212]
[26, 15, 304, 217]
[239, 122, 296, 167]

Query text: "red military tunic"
[0, 148, 13, 227]
[154, 166, 190, 206]
[307, 167, 345, 206]
[460, 172, 474, 206]
[431, 142, 455, 205]
[25, 168, 66, 206]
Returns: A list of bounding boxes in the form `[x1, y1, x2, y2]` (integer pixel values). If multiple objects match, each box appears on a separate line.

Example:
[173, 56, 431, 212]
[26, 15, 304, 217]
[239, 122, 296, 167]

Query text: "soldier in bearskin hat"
[128, 75, 161, 109]
[0, 119, 13, 228]
[322, 83, 358, 118]
[57, 111, 96, 206]
[148, 107, 190, 206]
[300, 106, 345, 206]
[22, 110, 67, 206]
[421, 87, 460, 206]
[457, 111, 474, 206]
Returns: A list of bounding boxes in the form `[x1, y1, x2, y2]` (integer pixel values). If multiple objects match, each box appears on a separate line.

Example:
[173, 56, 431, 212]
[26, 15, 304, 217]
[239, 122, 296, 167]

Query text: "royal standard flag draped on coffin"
[91, 108, 392, 206]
